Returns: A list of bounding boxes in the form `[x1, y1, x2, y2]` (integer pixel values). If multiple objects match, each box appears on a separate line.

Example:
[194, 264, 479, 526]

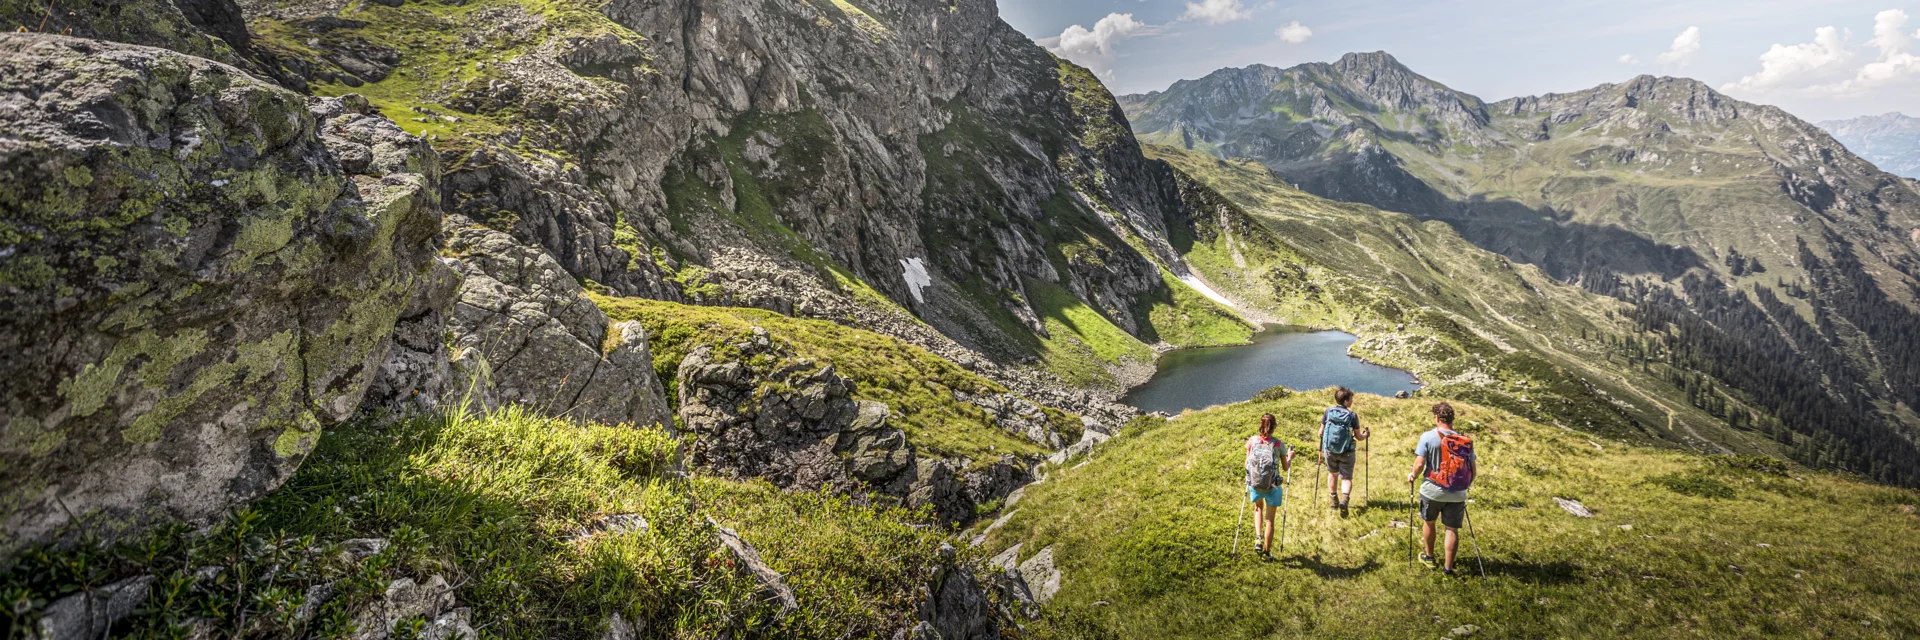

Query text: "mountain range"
[2, 1, 1919, 636]
[1821, 112, 1920, 180]
[1123, 53, 1920, 486]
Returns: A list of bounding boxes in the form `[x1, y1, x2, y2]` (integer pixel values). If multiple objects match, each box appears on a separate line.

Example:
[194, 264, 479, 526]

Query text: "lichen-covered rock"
[676, 329, 873, 491]
[443, 217, 670, 428]
[0, 35, 441, 549]
[675, 327, 1035, 524]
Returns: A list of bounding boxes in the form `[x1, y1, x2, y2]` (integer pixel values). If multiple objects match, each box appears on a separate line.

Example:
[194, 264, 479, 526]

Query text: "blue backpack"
[1322, 406, 1358, 454]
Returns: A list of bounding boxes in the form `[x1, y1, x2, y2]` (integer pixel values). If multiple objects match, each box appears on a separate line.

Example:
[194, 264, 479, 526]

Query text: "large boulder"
[0, 35, 440, 549]
[441, 218, 671, 428]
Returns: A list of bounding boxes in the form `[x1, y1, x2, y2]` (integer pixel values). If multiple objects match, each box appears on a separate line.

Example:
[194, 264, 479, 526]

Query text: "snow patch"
[1177, 273, 1236, 309]
[901, 257, 932, 304]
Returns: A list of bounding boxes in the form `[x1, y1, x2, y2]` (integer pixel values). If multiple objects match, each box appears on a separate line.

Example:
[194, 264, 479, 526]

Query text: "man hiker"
[1245, 413, 1297, 560]
[1408, 401, 1476, 576]
[1318, 387, 1369, 517]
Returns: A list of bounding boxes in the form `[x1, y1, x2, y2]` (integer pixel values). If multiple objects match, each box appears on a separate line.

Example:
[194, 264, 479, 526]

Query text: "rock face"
[677, 328, 1035, 524]
[0, 35, 440, 548]
[231, 0, 1214, 404]
[436, 218, 672, 427]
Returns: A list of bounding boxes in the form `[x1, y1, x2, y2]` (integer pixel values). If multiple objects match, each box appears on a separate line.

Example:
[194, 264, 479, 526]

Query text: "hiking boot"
[1329, 496, 1340, 511]
[1339, 500, 1350, 518]
[1441, 567, 1457, 577]
[1253, 543, 1264, 556]
[1420, 553, 1437, 569]
[1259, 548, 1274, 562]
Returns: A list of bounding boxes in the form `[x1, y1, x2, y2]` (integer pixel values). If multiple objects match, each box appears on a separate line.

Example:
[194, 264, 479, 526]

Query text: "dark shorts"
[1420, 496, 1465, 529]
[1324, 450, 1356, 478]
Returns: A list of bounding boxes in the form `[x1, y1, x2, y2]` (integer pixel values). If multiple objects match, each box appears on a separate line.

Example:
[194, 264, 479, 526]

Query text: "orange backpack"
[1425, 430, 1476, 492]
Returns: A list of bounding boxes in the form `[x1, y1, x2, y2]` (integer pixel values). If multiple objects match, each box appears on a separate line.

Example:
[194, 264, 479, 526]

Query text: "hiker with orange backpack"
[1407, 402, 1476, 576]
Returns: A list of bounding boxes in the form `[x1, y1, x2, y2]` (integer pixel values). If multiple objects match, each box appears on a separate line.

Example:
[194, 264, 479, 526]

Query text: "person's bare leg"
[1444, 527, 1460, 571]
[1261, 503, 1277, 550]
[1422, 520, 1437, 557]
[1251, 500, 1266, 547]
[1339, 477, 1353, 505]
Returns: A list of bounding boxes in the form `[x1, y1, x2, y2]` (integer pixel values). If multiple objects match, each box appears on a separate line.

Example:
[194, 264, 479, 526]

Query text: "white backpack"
[1245, 440, 1281, 491]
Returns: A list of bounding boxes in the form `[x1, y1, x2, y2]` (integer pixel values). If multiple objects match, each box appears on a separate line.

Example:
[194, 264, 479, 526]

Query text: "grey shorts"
[1420, 496, 1465, 529]
[1324, 450, 1356, 478]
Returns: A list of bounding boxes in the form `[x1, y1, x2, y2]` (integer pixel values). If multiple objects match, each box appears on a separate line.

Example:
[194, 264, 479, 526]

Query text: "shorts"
[1420, 496, 1465, 529]
[1248, 484, 1285, 506]
[1324, 450, 1356, 479]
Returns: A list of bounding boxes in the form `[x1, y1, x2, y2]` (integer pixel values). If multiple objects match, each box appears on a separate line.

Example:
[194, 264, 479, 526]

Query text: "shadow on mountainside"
[1265, 156, 1709, 284]
[1440, 196, 1707, 283]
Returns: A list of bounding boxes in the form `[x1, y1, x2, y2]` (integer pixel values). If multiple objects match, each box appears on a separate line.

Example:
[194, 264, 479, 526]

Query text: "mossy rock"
[0, 35, 441, 552]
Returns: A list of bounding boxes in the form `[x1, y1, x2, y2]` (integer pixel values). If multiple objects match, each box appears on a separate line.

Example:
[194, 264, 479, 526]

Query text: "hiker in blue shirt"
[1408, 402, 1473, 576]
[1318, 387, 1369, 517]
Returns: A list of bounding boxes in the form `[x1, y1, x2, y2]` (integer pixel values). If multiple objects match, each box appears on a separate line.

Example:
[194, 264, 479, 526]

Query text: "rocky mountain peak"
[1822, 112, 1920, 179]
[1332, 50, 1410, 77]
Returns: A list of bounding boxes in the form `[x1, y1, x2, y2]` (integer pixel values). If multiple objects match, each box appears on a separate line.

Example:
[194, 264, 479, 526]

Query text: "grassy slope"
[1148, 143, 1780, 456]
[988, 394, 1920, 639]
[1, 408, 960, 639]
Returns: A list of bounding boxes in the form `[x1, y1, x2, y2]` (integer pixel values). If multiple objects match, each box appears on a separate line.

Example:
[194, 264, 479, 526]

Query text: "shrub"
[1647, 472, 1737, 500]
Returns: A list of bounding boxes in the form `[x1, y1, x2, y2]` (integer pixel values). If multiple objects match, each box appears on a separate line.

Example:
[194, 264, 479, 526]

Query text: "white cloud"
[1845, 9, 1920, 92]
[1619, 53, 1641, 65]
[1276, 20, 1313, 44]
[1053, 13, 1145, 57]
[1657, 26, 1702, 66]
[1720, 26, 1852, 93]
[1717, 11, 1920, 99]
[1181, 0, 1251, 25]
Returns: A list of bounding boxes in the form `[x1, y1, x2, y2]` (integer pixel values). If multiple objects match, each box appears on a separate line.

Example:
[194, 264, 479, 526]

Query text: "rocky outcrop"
[0, 35, 440, 549]
[677, 328, 896, 493]
[677, 328, 1037, 525]
[438, 218, 671, 428]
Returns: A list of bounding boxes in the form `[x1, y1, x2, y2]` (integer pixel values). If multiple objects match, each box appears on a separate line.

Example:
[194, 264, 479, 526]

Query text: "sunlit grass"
[989, 393, 1920, 638]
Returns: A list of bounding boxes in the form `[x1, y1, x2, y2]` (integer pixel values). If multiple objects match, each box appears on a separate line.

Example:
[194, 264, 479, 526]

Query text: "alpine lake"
[1122, 325, 1421, 415]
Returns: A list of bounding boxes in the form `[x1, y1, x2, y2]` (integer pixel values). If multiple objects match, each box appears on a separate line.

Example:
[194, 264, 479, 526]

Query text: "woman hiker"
[1245, 413, 1297, 560]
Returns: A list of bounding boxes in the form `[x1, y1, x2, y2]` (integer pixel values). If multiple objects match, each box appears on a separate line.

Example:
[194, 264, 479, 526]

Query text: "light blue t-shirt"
[1414, 428, 1469, 503]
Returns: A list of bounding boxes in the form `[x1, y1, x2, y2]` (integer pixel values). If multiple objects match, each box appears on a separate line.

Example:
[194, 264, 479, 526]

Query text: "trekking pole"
[1281, 459, 1294, 551]
[1363, 438, 1370, 508]
[1466, 500, 1487, 580]
[1314, 452, 1324, 509]
[1232, 492, 1248, 555]
[1408, 482, 1417, 568]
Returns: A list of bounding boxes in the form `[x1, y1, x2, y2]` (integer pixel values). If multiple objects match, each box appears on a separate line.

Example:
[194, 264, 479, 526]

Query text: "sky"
[999, 0, 1920, 122]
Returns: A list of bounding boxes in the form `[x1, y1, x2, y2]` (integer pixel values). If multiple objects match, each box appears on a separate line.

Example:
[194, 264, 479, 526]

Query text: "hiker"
[1408, 401, 1475, 576]
[1245, 413, 1297, 560]
[1319, 387, 1369, 517]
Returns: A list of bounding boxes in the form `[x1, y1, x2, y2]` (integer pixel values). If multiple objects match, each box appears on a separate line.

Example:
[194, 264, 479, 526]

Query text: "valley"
[0, 0, 1917, 638]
